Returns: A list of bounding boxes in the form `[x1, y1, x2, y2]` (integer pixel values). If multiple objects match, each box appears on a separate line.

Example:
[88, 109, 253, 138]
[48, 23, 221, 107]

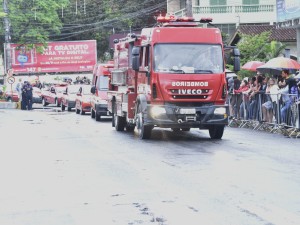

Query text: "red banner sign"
[10, 40, 97, 74]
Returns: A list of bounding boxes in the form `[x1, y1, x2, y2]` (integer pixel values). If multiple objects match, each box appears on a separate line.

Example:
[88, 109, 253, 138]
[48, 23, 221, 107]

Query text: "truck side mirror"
[91, 86, 96, 94]
[233, 48, 240, 57]
[132, 46, 140, 71]
[233, 57, 240, 72]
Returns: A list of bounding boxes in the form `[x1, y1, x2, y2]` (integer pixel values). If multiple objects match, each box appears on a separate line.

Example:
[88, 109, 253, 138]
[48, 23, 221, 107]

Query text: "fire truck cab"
[108, 16, 240, 139]
[90, 61, 114, 121]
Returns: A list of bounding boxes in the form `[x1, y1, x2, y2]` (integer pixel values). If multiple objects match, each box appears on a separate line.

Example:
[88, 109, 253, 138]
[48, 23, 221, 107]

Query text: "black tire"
[61, 103, 65, 111]
[76, 108, 80, 114]
[171, 128, 180, 132]
[95, 112, 101, 121]
[126, 124, 135, 132]
[208, 125, 225, 139]
[91, 108, 95, 118]
[67, 107, 72, 112]
[115, 114, 126, 131]
[111, 102, 116, 127]
[136, 106, 152, 139]
[181, 128, 190, 131]
[55, 98, 60, 107]
[42, 98, 48, 106]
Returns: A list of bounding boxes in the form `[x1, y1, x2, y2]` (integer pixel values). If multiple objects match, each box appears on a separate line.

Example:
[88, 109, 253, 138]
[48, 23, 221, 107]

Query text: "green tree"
[0, 0, 69, 50]
[237, 31, 270, 66]
[264, 40, 287, 60]
[236, 31, 287, 78]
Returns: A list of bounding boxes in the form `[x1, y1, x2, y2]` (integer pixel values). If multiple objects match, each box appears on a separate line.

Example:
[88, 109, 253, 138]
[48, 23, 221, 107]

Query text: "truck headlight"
[214, 107, 226, 115]
[150, 106, 166, 117]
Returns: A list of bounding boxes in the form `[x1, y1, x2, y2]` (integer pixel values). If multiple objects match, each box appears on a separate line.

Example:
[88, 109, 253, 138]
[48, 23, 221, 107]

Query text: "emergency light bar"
[157, 15, 195, 23]
[200, 17, 213, 23]
[157, 15, 213, 23]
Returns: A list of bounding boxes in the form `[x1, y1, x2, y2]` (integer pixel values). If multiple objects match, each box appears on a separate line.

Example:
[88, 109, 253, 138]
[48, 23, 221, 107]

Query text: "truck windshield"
[154, 44, 223, 74]
[97, 76, 109, 91]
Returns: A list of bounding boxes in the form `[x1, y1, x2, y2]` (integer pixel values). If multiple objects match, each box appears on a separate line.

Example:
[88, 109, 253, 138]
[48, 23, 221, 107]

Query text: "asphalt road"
[0, 107, 299, 225]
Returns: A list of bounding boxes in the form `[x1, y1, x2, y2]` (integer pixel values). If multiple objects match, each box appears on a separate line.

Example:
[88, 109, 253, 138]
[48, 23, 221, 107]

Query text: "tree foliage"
[0, 0, 166, 59]
[237, 31, 287, 65]
[0, 0, 69, 50]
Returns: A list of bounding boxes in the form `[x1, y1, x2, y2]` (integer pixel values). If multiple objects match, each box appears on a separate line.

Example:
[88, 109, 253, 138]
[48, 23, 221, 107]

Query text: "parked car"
[61, 85, 81, 111]
[32, 87, 43, 104]
[75, 85, 92, 115]
[4, 90, 19, 102]
[41, 84, 67, 107]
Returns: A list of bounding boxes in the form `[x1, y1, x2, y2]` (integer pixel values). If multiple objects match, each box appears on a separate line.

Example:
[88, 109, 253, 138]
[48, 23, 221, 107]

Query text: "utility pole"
[186, 0, 193, 17]
[3, 0, 12, 74]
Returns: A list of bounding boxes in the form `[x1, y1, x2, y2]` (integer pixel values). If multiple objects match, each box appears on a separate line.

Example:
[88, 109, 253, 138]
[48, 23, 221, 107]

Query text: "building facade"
[167, 0, 276, 37]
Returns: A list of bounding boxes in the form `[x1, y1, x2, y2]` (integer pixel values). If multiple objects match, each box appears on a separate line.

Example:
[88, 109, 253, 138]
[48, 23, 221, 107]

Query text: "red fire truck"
[107, 15, 240, 139]
[90, 61, 114, 121]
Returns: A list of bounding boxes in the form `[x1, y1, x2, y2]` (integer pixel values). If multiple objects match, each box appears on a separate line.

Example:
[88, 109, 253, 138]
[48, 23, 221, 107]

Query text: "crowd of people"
[227, 69, 300, 128]
[15, 78, 34, 110]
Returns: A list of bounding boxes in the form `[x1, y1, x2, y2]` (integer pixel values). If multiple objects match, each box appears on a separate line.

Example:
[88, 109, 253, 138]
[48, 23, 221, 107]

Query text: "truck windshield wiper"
[170, 69, 185, 74]
[194, 69, 213, 74]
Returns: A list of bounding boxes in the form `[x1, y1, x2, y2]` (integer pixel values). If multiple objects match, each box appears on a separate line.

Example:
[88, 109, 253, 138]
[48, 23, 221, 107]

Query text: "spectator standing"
[279, 69, 298, 124]
[25, 82, 33, 110]
[228, 77, 241, 118]
[234, 79, 249, 119]
[15, 78, 23, 108]
[21, 81, 28, 110]
[262, 78, 279, 123]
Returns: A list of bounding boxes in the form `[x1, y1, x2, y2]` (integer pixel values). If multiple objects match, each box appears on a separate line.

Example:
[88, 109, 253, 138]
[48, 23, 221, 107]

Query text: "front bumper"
[67, 100, 76, 108]
[145, 103, 229, 128]
[95, 104, 112, 116]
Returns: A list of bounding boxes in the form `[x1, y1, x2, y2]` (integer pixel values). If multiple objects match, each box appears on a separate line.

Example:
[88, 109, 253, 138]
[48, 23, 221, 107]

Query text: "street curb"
[0, 102, 17, 109]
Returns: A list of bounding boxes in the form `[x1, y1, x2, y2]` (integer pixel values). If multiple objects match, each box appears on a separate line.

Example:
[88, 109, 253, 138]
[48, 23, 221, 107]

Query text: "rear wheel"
[61, 103, 65, 111]
[208, 125, 225, 139]
[115, 114, 126, 131]
[91, 108, 95, 118]
[76, 108, 80, 114]
[67, 107, 72, 112]
[112, 102, 116, 127]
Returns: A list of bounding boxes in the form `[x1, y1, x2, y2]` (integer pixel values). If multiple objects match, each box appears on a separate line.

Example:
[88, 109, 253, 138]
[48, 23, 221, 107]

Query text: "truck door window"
[141, 46, 150, 70]
[154, 44, 223, 74]
[97, 76, 109, 91]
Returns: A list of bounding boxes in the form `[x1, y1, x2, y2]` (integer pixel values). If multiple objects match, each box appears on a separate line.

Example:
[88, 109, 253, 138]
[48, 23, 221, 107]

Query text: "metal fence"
[228, 92, 300, 138]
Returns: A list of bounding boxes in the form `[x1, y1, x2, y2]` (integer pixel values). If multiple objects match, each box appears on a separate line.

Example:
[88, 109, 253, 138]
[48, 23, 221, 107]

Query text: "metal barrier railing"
[228, 92, 300, 138]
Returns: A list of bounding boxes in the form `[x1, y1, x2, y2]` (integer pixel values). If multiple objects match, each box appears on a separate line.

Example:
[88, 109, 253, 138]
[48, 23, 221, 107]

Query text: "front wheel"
[42, 98, 48, 106]
[208, 125, 225, 139]
[136, 112, 152, 139]
[126, 124, 135, 132]
[55, 98, 60, 107]
[95, 111, 101, 121]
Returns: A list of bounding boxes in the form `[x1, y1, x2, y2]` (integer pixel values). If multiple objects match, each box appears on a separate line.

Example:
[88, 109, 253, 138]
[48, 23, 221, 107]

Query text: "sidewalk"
[0, 101, 17, 109]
